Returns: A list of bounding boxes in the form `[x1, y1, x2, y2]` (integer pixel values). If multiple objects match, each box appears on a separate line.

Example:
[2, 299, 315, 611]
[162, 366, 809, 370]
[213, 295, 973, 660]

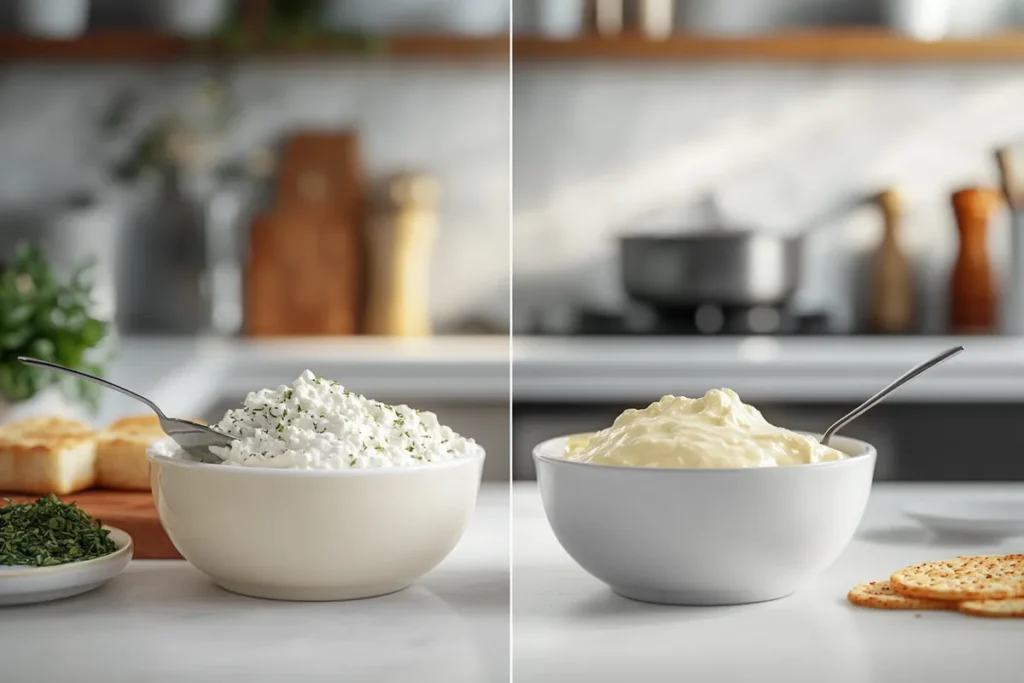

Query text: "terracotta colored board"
[244, 130, 364, 336]
[1, 489, 180, 560]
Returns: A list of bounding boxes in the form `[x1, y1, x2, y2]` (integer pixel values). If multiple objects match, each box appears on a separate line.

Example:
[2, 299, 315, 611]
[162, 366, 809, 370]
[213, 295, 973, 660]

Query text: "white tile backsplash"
[6, 58, 1024, 335]
[513, 62, 1024, 333]
[0, 61, 510, 332]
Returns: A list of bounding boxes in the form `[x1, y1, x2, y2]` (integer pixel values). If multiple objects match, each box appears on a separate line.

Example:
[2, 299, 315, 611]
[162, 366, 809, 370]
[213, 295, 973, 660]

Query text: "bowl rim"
[532, 432, 876, 474]
[0, 526, 133, 578]
[147, 447, 486, 477]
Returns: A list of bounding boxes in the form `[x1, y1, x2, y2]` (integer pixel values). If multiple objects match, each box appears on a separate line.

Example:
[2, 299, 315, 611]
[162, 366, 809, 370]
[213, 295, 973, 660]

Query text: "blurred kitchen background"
[0, 0, 510, 480]
[512, 0, 1024, 481]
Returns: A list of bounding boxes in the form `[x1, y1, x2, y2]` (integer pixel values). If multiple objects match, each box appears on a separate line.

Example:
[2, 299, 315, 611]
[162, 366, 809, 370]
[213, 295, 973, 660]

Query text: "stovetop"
[528, 304, 836, 336]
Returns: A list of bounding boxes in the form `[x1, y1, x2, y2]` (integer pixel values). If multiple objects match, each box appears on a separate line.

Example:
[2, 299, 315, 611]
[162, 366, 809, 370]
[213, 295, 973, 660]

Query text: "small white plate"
[904, 501, 1024, 538]
[0, 527, 133, 606]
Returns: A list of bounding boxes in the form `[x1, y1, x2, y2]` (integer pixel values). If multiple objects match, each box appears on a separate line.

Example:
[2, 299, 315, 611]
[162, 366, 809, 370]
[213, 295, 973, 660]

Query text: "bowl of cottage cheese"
[533, 388, 875, 606]
[148, 370, 485, 601]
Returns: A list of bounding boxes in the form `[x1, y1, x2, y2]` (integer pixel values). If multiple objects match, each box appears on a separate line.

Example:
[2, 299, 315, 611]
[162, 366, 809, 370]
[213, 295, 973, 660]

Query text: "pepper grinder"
[867, 188, 916, 334]
[364, 173, 439, 337]
[949, 187, 1001, 334]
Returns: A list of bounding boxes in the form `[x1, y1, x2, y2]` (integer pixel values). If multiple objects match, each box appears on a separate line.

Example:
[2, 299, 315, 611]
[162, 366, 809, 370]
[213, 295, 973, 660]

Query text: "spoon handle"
[17, 356, 167, 419]
[820, 345, 964, 446]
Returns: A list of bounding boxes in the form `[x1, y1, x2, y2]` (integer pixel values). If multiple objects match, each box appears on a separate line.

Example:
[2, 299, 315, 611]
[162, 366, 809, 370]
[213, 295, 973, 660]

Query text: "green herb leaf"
[0, 495, 118, 567]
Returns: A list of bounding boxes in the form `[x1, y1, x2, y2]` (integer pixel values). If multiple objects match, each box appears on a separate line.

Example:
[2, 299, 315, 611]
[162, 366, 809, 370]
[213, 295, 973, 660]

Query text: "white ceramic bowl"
[149, 452, 484, 601]
[534, 434, 876, 606]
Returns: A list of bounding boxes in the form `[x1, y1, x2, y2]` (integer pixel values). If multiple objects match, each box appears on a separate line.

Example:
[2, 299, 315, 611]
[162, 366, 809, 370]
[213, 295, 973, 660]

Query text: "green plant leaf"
[0, 242, 108, 407]
[0, 329, 31, 350]
[79, 319, 106, 347]
[28, 338, 56, 360]
[1, 304, 34, 328]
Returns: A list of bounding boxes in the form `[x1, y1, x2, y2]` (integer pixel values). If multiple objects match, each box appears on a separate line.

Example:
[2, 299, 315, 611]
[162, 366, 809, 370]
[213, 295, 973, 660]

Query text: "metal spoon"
[17, 356, 233, 462]
[820, 345, 964, 446]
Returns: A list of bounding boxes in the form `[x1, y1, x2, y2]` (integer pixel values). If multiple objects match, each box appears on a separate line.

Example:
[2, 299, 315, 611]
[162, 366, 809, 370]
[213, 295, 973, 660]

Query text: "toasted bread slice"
[0, 417, 97, 495]
[97, 415, 206, 490]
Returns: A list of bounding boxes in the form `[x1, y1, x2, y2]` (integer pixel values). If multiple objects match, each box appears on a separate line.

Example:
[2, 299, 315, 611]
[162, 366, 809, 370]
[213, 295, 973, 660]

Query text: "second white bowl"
[150, 451, 484, 601]
[534, 434, 876, 606]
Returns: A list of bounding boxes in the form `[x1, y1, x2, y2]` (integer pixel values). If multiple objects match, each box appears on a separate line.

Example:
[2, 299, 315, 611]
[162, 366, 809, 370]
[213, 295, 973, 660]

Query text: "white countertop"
[513, 336, 1024, 403]
[90, 335, 509, 425]
[513, 482, 1024, 683]
[0, 485, 509, 683]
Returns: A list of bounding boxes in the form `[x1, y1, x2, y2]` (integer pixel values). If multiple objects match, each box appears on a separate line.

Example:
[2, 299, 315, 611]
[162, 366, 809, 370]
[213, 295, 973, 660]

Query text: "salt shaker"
[867, 189, 916, 334]
[590, 0, 624, 36]
[364, 173, 439, 337]
[996, 147, 1024, 335]
[637, 0, 674, 39]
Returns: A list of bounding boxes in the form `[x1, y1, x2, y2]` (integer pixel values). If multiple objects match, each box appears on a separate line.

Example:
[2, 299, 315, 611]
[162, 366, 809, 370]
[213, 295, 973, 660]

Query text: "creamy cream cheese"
[564, 388, 846, 468]
[149, 370, 483, 469]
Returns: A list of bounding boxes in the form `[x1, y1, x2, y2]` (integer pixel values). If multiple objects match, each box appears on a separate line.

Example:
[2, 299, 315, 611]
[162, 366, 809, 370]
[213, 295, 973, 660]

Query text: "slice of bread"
[96, 415, 164, 491]
[97, 415, 206, 491]
[0, 417, 98, 495]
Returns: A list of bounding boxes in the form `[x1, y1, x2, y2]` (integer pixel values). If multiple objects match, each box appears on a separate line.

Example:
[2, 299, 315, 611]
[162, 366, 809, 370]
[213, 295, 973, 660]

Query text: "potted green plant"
[0, 243, 109, 422]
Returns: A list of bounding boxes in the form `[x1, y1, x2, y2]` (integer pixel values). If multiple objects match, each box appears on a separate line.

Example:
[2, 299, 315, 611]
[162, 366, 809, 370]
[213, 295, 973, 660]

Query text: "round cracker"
[958, 598, 1024, 619]
[847, 581, 954, 611]
[890, 555, 1024, 601]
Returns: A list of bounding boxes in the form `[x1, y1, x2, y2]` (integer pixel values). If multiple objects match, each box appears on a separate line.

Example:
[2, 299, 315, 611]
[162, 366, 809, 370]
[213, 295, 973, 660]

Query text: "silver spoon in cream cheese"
[18, 356, 233, 463]
[820, 345, 964, 447]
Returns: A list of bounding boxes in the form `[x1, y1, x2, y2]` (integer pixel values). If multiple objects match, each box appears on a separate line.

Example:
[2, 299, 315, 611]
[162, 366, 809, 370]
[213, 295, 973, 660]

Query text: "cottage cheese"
[564, 388, 846, 468]
[150, 370, 483, 469]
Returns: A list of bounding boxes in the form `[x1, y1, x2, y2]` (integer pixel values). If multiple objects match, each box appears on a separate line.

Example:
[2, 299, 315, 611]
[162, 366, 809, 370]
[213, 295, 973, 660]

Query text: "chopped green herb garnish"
[0, 495, 118, 567]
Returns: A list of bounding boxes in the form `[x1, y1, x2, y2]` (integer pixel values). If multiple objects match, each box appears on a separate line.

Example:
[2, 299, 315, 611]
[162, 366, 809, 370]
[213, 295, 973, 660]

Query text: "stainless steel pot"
[619, 196, 865, 309]
[621, 230, 801, 308]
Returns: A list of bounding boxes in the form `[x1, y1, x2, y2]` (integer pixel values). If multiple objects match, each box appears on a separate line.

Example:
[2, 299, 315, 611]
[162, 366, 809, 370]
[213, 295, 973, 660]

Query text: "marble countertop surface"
[513, 481, 1024, 683]
[0, 484, 510, 683]
[513, 336, 1024, 403]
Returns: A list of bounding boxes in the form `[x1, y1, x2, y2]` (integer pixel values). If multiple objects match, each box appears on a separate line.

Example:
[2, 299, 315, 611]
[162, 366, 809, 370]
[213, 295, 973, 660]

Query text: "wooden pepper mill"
[949, 187, 1001, 334]
[867, 188, 916, 334]
[364, 173, 439, 337]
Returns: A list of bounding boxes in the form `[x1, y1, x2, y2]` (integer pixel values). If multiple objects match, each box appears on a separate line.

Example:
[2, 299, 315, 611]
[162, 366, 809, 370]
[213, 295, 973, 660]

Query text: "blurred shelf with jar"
[0, 0, 510, 62]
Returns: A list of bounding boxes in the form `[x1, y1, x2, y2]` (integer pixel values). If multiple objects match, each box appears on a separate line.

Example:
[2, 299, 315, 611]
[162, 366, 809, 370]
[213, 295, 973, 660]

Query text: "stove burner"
[568, 304, 833, 336]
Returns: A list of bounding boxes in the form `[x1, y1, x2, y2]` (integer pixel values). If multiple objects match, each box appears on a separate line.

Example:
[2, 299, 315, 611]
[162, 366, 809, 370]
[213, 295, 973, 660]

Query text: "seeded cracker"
[890, 555, 1024, 601]
[847, 581, 954, 611]
[958, 598, 1024, 619]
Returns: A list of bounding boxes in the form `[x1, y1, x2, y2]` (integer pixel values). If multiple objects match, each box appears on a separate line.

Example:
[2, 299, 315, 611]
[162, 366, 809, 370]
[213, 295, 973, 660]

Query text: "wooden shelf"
[514, 30, 1024, 62]
[0, 32, 508, 62]
[11, 29, 1024, 63]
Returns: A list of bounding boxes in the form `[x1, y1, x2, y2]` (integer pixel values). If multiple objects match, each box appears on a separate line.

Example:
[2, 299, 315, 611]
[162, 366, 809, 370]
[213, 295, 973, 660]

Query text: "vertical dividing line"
[507, 2, 515, 681]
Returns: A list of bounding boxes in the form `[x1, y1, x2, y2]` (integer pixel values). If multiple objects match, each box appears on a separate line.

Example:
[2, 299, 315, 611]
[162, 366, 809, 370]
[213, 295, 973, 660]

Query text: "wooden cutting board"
[245, 130, 365, 336]
[1, 490, 180, 560]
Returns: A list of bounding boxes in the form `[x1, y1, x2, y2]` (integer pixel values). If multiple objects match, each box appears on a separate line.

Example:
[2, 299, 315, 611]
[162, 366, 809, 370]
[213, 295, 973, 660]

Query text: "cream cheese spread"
[564, 388, 846, 468]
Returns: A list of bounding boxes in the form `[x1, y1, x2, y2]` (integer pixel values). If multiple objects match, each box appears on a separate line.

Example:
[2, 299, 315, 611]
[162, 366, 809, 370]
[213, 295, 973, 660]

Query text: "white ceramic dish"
[0, 527, 133, 607]
[904, 500, 1024, 538]
[149, 451, 485, 602]
[534, 434, 876, 606]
